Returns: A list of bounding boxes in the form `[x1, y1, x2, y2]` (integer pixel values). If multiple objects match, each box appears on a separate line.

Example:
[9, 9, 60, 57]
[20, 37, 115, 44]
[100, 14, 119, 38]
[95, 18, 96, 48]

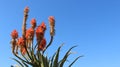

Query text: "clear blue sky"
[0, 0, 120, 67]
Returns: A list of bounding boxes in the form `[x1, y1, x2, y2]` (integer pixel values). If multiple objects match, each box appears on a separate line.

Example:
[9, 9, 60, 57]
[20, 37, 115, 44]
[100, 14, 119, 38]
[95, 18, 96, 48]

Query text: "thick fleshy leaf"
[12, 58, 24, 67]
[50, 52, 56, 67]
[69, 56, 83, 67]
[53, 44, 63, 67]
[22, 61, 29, 67]
[42, 55, 49, 67]
[21, 53, 29, 62]
[43, 36, 53, 54]
[59, 46, 77, 67]
[14, 54, 33, 66]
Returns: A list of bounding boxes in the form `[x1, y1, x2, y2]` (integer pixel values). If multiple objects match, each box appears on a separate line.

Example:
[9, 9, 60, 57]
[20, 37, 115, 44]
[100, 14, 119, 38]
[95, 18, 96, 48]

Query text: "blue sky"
[0, 0, 120, 67]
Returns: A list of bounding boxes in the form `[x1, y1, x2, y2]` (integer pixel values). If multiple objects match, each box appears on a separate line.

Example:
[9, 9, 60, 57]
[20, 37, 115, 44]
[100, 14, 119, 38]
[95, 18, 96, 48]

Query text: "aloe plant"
[10, 6, 82, 67]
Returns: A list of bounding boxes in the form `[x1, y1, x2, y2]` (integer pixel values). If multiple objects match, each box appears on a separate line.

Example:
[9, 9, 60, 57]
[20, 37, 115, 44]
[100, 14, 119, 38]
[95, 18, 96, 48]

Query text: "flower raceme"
[11, 30, 18, 39]
[36, 22, 46, 41]
[48, 16, 55, 36]
[17, 37, 25, 46]
[38, 38, 46, 51]
[26, 28, 34, 39]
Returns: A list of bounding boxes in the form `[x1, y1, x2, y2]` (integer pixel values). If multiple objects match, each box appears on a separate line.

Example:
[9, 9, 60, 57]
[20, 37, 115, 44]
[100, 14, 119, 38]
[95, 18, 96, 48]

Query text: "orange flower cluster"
[11, 30, 18, 39]
[17, 37, 26, 54]
[35, 22, 47, 51]
[17, 37, 25, 46]
[38, 38, 46, 51]
[11, 20, 47, 54]
[36, 22, 46, 41]
[26, 28, 34, 39]
[11, 30, 18, 54]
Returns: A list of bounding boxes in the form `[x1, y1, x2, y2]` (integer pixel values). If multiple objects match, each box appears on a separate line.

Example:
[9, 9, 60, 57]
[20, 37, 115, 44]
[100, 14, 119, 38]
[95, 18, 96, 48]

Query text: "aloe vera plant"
[10, 6, 82, 67]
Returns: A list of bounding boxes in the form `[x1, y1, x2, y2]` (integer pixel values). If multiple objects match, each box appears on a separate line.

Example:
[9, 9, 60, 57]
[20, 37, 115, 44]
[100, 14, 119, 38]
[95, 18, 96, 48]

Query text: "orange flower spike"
[30, 18, 36, 29]
[48, 16, 55, 26]
[17, 37, 25, 46]
[26, 28, 34, 39]
[48, 16, 55, 36]
[11, 30, 18, 39]
[36, 26, 44, 41]
[22, 6, 29, 39]
[24, 6, 29, 13]
[40, 22, 46, 31]
[38, 38, 46, 51]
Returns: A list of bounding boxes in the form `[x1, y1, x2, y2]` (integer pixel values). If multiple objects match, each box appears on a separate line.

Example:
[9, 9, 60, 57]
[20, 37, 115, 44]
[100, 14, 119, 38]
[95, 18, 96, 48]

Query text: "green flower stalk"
[10, 6, 81, 67]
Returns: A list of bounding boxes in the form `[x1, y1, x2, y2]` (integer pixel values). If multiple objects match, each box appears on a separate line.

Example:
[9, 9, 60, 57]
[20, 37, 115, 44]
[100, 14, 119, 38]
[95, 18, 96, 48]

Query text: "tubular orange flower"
[26, 28, 34, 39]
[38, 38, 46, 51]
[11, 30, 18, 39]
[17, 37, 25, 46]
[36, 26, 44, 41]
[30, 18, 36, 28]
[36, 22, 46, 41]
[24, 6, 29, 13]
[40, 22, 46, 31]
[20, 47, 26, 55]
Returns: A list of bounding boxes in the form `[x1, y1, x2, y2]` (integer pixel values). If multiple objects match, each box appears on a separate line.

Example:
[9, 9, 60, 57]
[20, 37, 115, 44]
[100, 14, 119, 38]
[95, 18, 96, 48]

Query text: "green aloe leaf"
[11, 58, 24, 67]
[37, 52, 49, 67]
[53, 44, 63, 67]
[50, 52, 56, 67]
[69, 55, 83, 67]
[43, 36, 53, 54]
[22, 61, 29, 67]
[59, 46, 77, 67]
[41, 53, 49, 67]
[45, 55, 49, 67]
[14, 54, 33, 66]
[21, 53, 29, 62]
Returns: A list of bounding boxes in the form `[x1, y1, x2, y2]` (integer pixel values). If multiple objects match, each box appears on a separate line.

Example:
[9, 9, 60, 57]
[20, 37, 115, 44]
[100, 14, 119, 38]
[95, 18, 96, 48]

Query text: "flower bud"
[48, 16, 55, 26]
[24, 6, 29, 13]
[30, 18, 36, 29]
[48, 16, 55, 36]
